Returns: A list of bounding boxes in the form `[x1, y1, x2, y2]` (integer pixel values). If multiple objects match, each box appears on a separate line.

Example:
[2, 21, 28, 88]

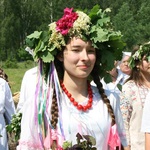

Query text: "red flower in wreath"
[56, 8, 78, 35]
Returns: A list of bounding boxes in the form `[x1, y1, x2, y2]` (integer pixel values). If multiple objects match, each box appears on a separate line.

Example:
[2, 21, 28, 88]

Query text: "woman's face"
[61, 37, 96, 79]
[139, 56, 150, 75]
[119, 55, 131, 75]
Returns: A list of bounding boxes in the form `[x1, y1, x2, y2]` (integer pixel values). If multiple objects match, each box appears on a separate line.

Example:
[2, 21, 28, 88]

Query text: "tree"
[136, 1, 150, 44]
[112, 2, 140, 49]
[0, 0, 150, 61]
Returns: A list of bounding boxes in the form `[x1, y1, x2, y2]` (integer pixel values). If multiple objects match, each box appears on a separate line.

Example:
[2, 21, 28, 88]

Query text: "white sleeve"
[16, 71, 29, 113]
[4, 81, 16, 124]
[16, 67, 37, 113]
[108, 92, 128, 147]
[141, 92, 150, 133]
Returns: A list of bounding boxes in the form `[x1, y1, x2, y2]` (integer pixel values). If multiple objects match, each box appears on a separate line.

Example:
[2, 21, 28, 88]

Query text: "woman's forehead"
[67, 37, 93, 47]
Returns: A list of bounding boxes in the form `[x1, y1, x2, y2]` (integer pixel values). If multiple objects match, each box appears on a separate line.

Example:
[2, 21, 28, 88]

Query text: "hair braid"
[91, 67, 116, 125]
[50, 89, 59, 150]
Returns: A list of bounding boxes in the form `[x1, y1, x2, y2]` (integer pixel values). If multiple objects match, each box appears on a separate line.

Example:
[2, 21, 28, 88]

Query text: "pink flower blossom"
[56, 8, 78, 35]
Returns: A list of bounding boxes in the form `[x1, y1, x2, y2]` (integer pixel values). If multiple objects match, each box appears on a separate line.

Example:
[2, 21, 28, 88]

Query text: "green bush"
[24, 60, 34, 68]
[4, 59, 18, 68]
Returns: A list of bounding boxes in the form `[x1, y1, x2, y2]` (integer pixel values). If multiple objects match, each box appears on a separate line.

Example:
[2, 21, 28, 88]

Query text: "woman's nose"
[81, 50, 89, 60]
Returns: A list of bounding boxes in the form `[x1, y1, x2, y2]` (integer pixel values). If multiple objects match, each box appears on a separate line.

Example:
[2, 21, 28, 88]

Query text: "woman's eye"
[72, 49, 80, 52]
[88, 49, 95, 53]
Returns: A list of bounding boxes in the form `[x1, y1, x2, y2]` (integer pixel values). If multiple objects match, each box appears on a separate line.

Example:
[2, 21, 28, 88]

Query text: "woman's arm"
[4, 80, 16, 124]
[145, 133, 150, 150]
[120, 83, 133, 147]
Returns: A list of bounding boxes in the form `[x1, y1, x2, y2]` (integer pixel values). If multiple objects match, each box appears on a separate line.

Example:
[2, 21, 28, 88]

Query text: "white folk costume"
[17, 67, 127, 149]
[0, 78, 16, 150]
[16, 67, 38, 113]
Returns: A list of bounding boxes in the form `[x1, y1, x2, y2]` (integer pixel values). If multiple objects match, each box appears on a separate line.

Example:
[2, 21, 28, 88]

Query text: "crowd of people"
[0, 5, 150, 150]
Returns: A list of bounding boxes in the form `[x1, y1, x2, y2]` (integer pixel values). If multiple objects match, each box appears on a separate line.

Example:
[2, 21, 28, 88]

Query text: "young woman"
[17, 6, 128, 150]
[120, 42, 150, 150]
[0, 68, 16, 150]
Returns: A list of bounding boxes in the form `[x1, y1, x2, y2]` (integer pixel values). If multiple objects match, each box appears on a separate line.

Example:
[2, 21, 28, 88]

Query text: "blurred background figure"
[120, 42, 150, 150]
[0, 68, 16, 150]
[102, 51, 131, 95]
[115, 51, 131, 86]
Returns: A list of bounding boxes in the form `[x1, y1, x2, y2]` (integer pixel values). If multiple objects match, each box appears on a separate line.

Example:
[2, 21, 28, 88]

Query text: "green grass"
[3, 61, 36, 94]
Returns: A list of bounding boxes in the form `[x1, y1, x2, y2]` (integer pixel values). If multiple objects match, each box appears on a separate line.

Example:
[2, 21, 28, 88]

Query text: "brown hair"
[91, 65, 116, 125]
[0, 68, 9, 83]
[50, 89, 58, 149]
[126, 45, 145, 85]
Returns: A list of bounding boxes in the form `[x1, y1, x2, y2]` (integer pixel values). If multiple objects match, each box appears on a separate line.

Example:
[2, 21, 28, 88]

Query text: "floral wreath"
[129, 41, 150, 68]
[25, 5, 126, 81]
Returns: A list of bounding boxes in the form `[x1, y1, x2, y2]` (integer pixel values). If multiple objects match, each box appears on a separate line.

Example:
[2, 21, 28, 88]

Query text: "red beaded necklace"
[60, 81, 93, 111]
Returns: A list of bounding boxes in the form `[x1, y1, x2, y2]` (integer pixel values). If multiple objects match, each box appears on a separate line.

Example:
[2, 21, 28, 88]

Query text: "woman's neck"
[62, 75, 89, 102]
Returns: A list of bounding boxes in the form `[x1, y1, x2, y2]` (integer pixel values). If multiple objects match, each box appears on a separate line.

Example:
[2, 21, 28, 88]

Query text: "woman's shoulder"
[123, 80, 136, 88]
[91, 85, 119, 101]
[0, 77, 10, 91]
[24, 66, 38, 76]
[22, 67, 38, 83]
[0, 77, 7, 86]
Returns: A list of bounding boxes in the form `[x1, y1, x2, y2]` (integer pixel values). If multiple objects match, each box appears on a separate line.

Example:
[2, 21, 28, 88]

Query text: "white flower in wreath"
[132, 51, 140, 60]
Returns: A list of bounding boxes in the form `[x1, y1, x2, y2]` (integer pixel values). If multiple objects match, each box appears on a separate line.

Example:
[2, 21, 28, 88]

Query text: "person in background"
[102, 51, 131, 95]
[17, 6, 128, 150]
[141, 92, 150, 150]
[116, 51, 131, 86]
[16, 66, 37, 113]
[16, 45, 36, 112]
[120, 41, 150, 150]
[0, 68, 16, 150]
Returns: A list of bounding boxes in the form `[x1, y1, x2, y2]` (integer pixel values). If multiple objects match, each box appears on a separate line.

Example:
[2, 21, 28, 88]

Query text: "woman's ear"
[57, 52, 63, 62]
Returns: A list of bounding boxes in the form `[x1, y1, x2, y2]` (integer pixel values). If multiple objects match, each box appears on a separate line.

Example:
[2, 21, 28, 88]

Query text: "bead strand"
[60, 81, 93, 112]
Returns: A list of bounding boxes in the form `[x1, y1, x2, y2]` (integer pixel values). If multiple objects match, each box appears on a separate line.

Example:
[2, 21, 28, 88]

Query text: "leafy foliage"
[129, 42, 150, 68]
[62, 133, 97, 150]
[4, 59, 18, 68]
[25, 5, 125, 82]
[6, 113, 22, 141]
[87, 5, 126, 82]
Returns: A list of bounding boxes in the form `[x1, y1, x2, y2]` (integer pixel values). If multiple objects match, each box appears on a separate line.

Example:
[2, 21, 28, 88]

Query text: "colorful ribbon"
[108, 124, 121, 150]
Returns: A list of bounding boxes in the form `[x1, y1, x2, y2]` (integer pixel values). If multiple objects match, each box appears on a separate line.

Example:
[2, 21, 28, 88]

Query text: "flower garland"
[129, 41, 150, 68]
[25, 5, 126, 81]
[60, 81, 93, 111]
[56, 8, 79, 35]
